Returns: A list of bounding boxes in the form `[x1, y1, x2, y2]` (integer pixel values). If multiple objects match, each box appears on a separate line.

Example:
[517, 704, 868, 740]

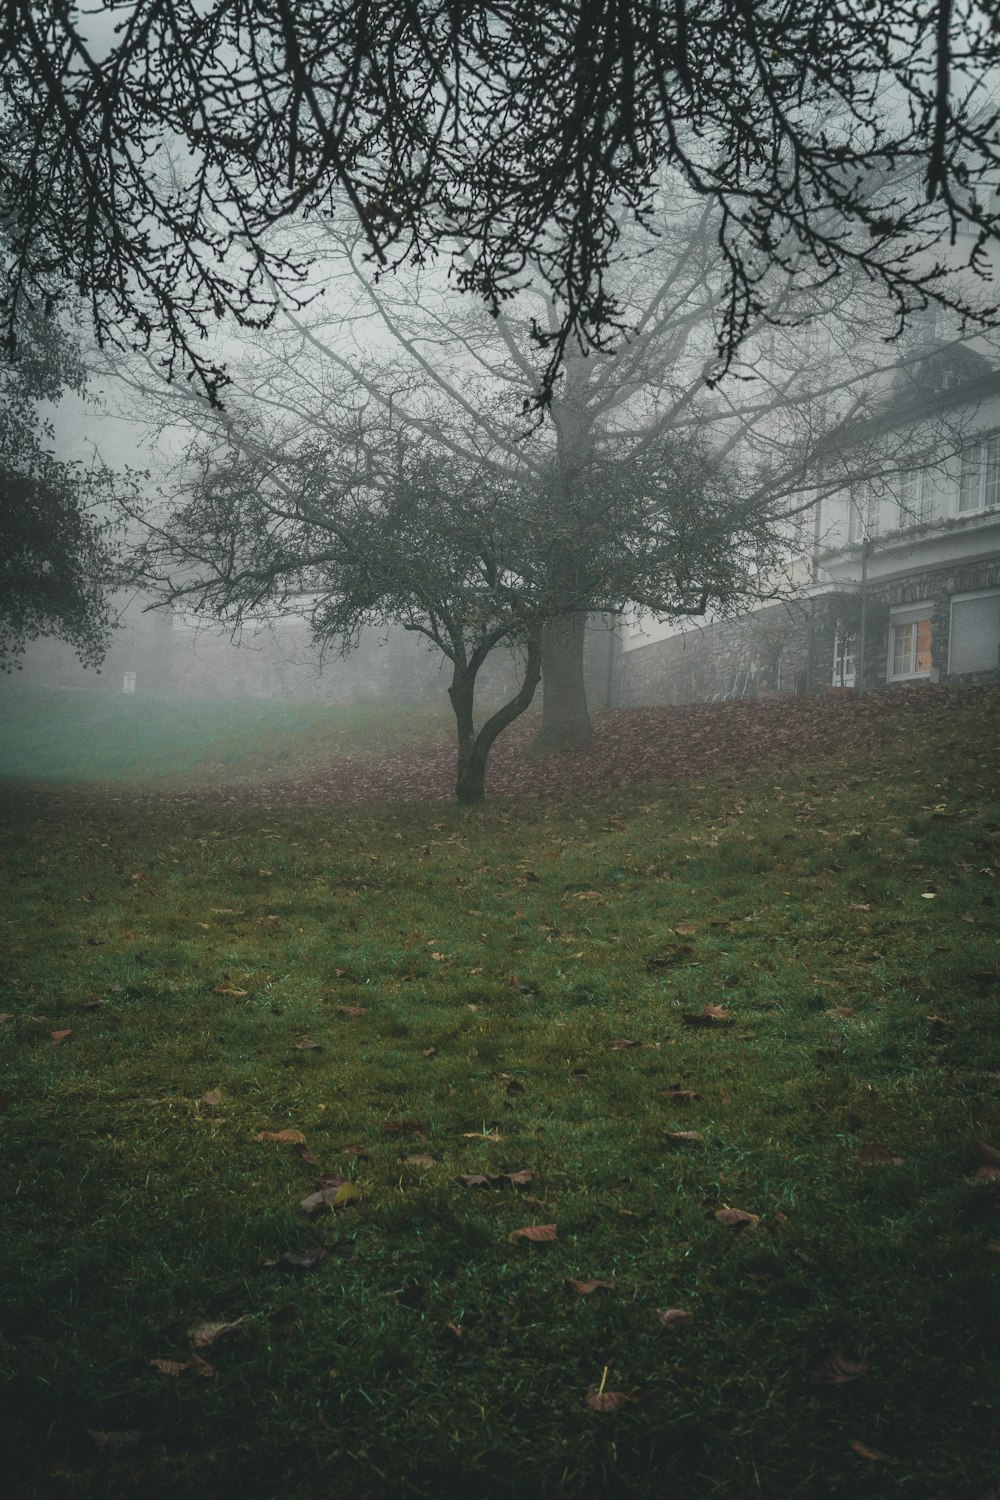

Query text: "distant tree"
[0, 294, 124, 670]
[134, 407, 777, 803]
[121, 184, 997, 751]
[3, 3, 999, 401]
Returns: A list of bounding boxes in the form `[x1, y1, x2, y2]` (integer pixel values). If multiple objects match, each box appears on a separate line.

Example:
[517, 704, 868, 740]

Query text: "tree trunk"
[448, 633, 543, 805]
[531, 611, 592, 755]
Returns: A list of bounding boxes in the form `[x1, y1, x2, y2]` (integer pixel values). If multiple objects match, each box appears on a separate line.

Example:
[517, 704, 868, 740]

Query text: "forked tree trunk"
[449, 633, 543, 805]
[530, 611, 592, 756]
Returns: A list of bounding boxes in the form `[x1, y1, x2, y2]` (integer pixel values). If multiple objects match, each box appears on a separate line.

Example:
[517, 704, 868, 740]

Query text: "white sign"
[122, 671, 137, 694]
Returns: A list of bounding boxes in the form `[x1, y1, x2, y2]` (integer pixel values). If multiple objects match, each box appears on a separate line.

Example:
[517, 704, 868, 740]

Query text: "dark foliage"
[3, 3, 998, 400]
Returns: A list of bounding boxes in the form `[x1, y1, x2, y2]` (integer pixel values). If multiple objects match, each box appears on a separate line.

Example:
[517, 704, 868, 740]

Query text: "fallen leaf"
[444, 1320, 463, 1340]
[0, 1012, 13, 1023]
[508, 1223, 557, 1243]
[149, 1355, 215, 1378]
[674, 922, 699, 936]
[189, 1315, 252, 1347]
[82, 999, 106, 1011]
[849, 902, 871, 911]
[506, 1169, 534, 1186]
[201, 1088, 226, 1107]
[682, 1005, 732, 1027]
[665, 1131, 704, 1145]
[826, 1006, 855, 1018]
[575, 891, 603, 901]
[422, 1047, 437, 1058]
[566, 1278, 615, 1295]
[214, 983, 249, 996]
[714, 1206, 759, 1229]
[293, 1038, 322, 1051]
[849, 1439, 889, 1461]
[655, 1307, 694, 1328]
[88, 1429, 142, 1456]
[300, 1180, 361, 1214]
[262, 1248, 328, 1270]
[293, 1142, 320, 1164]
[459, 1172, 503, 1188]
[406, 1153, 437, 1168]
[254, 1129, 307, 1145]
[663, 1088, 701, 1103]
[977, 1139, 1000, 1167]
[607, 1038, 641, 1050]
[462, 1127, 501, 1140]
[50, 1029, 74, 1044]
[504, 1076, 525, 1094]
[584, 1387, 635, 1412]
[974, 1165, 1000, 1183]
[857, 1142, 904, 1167]
[336, 1006, 367, 1018]
[809, 1349, 869, 1386]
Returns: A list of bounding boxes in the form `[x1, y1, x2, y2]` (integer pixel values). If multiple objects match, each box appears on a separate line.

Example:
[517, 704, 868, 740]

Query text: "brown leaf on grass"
[50, 1029, 74, 1044]
[575, 890, 603, 901]
[293, 1142, 320, 1164]
[406, 1153, 437, 1168]
[826, 1006, 855, 1018]
[461, 1127, 501, 1140]
[666, 1131, 704, 1145]
[584, 1387, 635, 1412]
[262, 1248, 328, 1270]
[508, 1223, 557, 1243]
[507, 1169, 534, 1186]
[608, 1038, 641, 1050]
[201, 1088, 226, 1107]
[809, 1349, 869, 1386]
[444, 1320, 463, 1340]
[977, 1140, 1000, 1168]
[333, 968, 349, 978]
[682, 1005, 732, 1027]
[213, 982, 249, 996]
[254, 1129, 307, 1145]
[858, 1142, 904, 1167]
[849, 902, 872, 911]
[300, 1180, 361, 1214]
[674, 921, 699, 936]
[149, 1355, 215, 1378]
[0, 1012, 13, 1023]
[293, 1038, 322, 1051]
[189, 1315, 252, 1347]
[663, 1088, 701, 1103]
[849, 1440, 889, 1461]
[566, 1278, 615, 1295]
[422, 1047, 437, 1058]
[974, 1165, 1000, 1183]
[335, 1006, 367, 1018]
[82, 999, 106, 1011]
[714, 1206, 759, 1229]
[340, 1144, 369, 1158]
[655, 1307, 694, 1328]
[88, 1429, 143, 1456]
[504, 1076, 525, 1094]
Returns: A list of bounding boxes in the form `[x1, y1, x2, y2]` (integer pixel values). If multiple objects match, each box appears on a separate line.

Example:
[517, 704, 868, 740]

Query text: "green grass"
[0, 685, 446, 786]
[1, 690, 999, 1499]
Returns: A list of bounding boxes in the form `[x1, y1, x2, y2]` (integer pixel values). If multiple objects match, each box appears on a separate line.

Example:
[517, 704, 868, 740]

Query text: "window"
[897, 466, 934, 526]
[949, 590, 1000, 675]
[832, 631, 856, 687]
[959, 435, 1000, 514]
[847, 484, 879, 543]
[888, 608, 933, 681]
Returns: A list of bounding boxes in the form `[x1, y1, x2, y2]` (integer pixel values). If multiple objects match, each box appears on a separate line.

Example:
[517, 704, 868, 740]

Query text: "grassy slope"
[1, 689, 999, 1499]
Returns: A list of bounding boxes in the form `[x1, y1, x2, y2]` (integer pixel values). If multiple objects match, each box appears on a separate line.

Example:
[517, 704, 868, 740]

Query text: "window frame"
[958, 433, 1000, 515]
[887, 605, 933, 682]
[948, 588, 1000, 676]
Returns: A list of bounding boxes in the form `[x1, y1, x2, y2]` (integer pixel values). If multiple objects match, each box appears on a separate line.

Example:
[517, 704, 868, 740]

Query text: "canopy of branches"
[4, 2, 999, 400]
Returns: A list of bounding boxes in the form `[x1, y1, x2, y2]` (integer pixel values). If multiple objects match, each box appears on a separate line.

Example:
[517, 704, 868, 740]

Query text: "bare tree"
[120, 179, 999, 749]
[2, 3, 999, 402]
[130, 388, 777, 801]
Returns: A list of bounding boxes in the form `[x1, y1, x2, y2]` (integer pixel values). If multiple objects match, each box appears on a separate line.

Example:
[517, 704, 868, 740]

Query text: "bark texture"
[530, 611, 593, 755]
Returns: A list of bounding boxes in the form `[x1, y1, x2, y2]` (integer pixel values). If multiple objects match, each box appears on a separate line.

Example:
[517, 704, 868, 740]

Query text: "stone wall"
[616, 556, 1000, 705]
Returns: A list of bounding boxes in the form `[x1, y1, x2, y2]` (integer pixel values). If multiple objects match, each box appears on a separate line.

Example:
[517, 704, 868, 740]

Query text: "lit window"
[888, 613, 932, 680]
[959, 435, 1000, 514]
